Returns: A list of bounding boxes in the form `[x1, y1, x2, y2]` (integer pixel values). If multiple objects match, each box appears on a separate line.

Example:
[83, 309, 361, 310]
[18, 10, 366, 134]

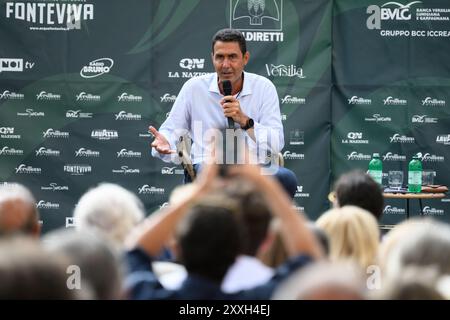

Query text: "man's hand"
[149, 126, 175, 154]
[220, 96, 249, 127]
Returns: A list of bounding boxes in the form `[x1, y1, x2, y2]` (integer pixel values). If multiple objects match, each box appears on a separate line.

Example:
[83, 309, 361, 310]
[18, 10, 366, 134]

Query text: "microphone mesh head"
[222, 80, 232, 96]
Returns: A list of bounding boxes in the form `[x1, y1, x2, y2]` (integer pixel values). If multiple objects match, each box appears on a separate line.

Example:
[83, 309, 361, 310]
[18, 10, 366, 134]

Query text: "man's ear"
[244, 51, 250, 65]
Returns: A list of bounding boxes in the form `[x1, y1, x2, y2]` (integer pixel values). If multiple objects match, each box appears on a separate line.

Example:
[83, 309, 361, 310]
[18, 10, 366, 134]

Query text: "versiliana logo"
[383, 152, 406, 161]
[347, 152, 371, 161]
[0, 146, 23, 156]
[35, 147, 60, 157]
[422, 206, 444, 216]
[76, 92, 100, 102]
[422, 97, 446, 106]
[383, 96, 407, 106]
[36, 200, 59, 210]
[348, 96, 372, 105]
[0, 90, 24, 100]
[117, 92, 143, 102]
[138, 185, 165, 195]
[389, 134, 415, 143]
[116, 149, 141, 158]
[115, 111, 141, 121]
[43, 128, 69, 138]
[160, 94, 177, 103]
[281, 95, 305, 105]
[80, 58, 113, 78]
[36, 91, 61, 101]
[265, 64, 305, 78]
[282, 151, 304, 160]
[420, 153, 445, 163]
[75, 148, 100, 157]
[383, 205, 405, 215]
[15, 164, 41, 174]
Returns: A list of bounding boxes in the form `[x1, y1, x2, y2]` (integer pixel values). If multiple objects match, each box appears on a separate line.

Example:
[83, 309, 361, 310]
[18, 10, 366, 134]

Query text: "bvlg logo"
[367, 1, 422, 29]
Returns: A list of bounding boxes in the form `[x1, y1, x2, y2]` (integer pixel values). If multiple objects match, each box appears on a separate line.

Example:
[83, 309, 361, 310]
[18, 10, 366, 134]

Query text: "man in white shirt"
[150, 28, 297, 198]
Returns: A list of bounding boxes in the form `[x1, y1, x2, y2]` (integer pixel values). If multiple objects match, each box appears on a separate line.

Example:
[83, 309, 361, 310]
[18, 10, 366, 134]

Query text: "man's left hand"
[220, 95, 249, 127]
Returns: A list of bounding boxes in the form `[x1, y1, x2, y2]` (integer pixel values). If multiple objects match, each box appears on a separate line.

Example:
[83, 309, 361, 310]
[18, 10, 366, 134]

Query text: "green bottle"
[408, 154, 422, 193]
[368, 153, 383, 185]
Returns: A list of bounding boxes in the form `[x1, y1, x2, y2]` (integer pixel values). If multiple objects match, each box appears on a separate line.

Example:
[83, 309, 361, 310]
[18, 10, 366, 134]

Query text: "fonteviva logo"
[80, 58, 113, 78]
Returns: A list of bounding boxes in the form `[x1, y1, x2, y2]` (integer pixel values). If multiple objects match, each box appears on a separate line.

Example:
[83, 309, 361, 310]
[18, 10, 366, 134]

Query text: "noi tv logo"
[367, 1, 422, 30]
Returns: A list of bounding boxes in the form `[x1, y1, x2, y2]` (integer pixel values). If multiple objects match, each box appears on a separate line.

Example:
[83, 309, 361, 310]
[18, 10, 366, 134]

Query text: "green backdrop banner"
[0, 0, 448, 233]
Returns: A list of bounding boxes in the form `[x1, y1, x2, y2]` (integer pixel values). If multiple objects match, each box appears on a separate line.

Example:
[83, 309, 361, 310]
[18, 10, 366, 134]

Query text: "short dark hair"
[334, 170, 384, 221]
[212, 28, 247, 56]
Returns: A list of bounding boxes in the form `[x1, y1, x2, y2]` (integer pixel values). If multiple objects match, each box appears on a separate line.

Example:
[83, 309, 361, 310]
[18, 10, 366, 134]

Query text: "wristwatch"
[241, 118, 254, 130]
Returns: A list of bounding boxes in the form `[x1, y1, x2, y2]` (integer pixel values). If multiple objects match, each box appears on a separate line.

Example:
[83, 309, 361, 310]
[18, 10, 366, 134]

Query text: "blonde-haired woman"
[316, 205, 379, 270]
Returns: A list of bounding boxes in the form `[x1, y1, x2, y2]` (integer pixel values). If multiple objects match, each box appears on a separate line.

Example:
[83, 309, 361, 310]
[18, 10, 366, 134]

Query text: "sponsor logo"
[348, 96, 372, 105]
[282, 150, 304, 160]
[382, 152, 406, 161]
[342, 132, 369, 144]
[17, 109, 45, 117]
[138, 185, 165, 195]
[161, 167, 184, 175]
[230, 0, 284, 42]
[41, 183, 69, 192]
[65, 110, 93, 118]
[436, 134, 450, 145]
[36, 200, 59, 210]
[281, 114, 287, 121]
[347, 152, 371, 161]
[66, 217, 76, 228]
[294, 185, 310, 198]
[367, 1, 423, 29]
[0, 58, 34, 73]
[5, 1, 94, 31]
[35, 147, 60, 157]
[412, 114, 438, 123]
[91, 129, 118, 140]
[281, 95, 305, 105]
[422, 97, 446, 106]
[64, 164, 91, 175]
[389, 134, 415, 143]
[112, 166, 140, 175]
[160, 93, 177, 103]
[383, 205, 405, 215]
[117, 92, 143, 102]
[265, 64, 305, 78]
[80, 58, 113, 78]
[179, 58, 204, 70]
[420, 153, 445, 162]
[43, 128, 69, 138]
[383, 96, 407, 106]
[422, 206, 445, 216]
[0, 127, 20, 139]
[75, 148, 100, 157]
[76, 92, 100, 102]
[15, 164, 41, 174]
[36, 91, 61, 101]
[0, 90, 24, 100]
[116, 149, 141, 158]
[0, 146, 23, 156]
[365, 114, 392, 122]
[114, 111, 142, 121]
[289, 129, 304, 146]
[159, 202, 170, 209]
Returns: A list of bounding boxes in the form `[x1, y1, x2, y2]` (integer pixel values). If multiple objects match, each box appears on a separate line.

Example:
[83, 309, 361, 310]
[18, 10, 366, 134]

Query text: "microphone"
[222, 80, 234, 129]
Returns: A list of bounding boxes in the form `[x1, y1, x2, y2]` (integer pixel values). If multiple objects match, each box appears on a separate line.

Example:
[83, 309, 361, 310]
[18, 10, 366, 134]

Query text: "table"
[383, 192, 446, 219]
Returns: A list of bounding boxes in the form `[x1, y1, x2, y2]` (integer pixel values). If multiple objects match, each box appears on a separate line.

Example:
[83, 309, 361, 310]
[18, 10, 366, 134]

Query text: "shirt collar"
[208, 72, 252, 97]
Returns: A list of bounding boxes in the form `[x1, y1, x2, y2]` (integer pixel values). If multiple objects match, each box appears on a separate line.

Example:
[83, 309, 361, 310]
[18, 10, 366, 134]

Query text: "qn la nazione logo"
[5, 1, 94, 31]
[230, 0, 284, 42]
[80, 58, 113, 78]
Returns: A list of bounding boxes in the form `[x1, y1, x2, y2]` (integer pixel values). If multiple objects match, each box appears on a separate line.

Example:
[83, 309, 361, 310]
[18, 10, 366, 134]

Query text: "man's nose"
[222, 57, 231, 68]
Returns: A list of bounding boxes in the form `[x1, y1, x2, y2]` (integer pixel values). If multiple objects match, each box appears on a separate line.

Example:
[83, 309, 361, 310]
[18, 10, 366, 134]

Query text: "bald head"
[0, 183, 40, 237]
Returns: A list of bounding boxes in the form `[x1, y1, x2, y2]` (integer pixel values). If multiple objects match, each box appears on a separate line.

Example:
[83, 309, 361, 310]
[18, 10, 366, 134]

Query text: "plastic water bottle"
[368, 153, 383, 185]
[408, 153, 422, 193]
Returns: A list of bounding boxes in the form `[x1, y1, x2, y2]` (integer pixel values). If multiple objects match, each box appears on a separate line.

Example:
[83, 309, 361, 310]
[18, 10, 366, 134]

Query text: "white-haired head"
[73, 183, 145, 247]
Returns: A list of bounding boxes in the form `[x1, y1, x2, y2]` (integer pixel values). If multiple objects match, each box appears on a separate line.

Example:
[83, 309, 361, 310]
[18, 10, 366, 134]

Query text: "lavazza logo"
[389, 133, 415, 143]
[43, 128, 69, 139]
[0, 58, 35, 73]
[365, 114, 392, 123]
[17, 109, 44, 117]
[366, 1, 450, 38]
[0, 127, 20, 139]
[64, 164, 92, 176]
[117, 92, 142, 102]
[80, 58, 113, 78]
[36, 200, 59, 210]
[160, 93, 177, 103]
[76, 92, 100, 102]
[281, 95, 305, 105]
[422, 97, 446, 107]
[347, 152, 371, 161]
[115, 111, 141, 121]
[230, 0, 284, 42]
[294, 185, 310, 198]
[383, 152, 406, 161]
[91, 129, 118, 140]
[0, 90, 24, 100]
[0, 146, 24, 156]
[383, 96, 407, 106]
[35, 147, 60, 157]
[411, 114, 438, 124]
[265, 63, 305, 78]
[5, 1, 95, 31]
[117, 149, 141, 158]
[168, 58, 208, 79]
[423, 206, 444, 216]
[161, 167, 184, 175]
[112, 166, 140, 175]
[384, 205, 405, 215]
[420, 153, 445, 163]
[41, 182, 69, 192]
[36, 91, 61, 101]
[348, 96, 372, 105]
[138, 185, 165, 195]
[342, 132, 369, 144]
[66, 110, 93, 119]
[75, 148, 100, 158]
[282, 150, 304, 160]
[436, 134, 450, 145]
[15, 164, 41, 174]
